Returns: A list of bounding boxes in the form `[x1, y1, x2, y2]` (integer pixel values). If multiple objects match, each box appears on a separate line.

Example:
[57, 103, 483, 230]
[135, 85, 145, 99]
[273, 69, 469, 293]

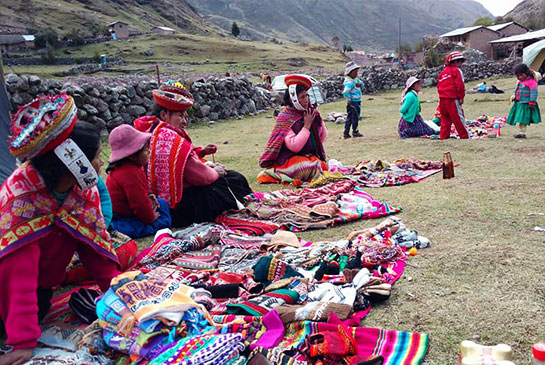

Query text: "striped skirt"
[257, 155, 328, 185]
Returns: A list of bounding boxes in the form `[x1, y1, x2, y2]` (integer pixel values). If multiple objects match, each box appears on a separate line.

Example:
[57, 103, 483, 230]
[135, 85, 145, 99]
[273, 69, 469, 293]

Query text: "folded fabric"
[275, 302, 353, 324]
[252, 256, 303, 284]
[225, 289, 299, 316]
[69, 288, 100, 324]
[249, 310, 284, 351]
[307, 282, 357, 306]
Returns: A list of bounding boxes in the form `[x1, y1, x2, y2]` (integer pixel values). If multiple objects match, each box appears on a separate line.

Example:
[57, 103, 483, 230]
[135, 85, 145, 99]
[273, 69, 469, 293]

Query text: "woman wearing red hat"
[134, 81, 251, 227]
[0, 94, 120, 365]
[437, 51, 469, 139]
[258, 74, 328, 185]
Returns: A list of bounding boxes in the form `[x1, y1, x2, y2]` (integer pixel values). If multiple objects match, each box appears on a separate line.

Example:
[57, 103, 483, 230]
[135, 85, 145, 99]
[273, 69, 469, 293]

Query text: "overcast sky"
[473, 0, 525, 16]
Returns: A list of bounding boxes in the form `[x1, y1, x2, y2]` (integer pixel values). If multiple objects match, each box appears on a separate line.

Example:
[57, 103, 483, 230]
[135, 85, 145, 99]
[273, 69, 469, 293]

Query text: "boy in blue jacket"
[342, 61, 364, 139]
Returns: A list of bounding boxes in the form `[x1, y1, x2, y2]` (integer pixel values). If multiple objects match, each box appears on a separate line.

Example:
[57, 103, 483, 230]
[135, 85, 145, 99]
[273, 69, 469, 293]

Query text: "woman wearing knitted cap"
[258, 74, 328, 186]
[134, 81, 251, 227]
[398, 77, 438, 138]
[437, 51, 469, 139]
[0, 94, 120, 365]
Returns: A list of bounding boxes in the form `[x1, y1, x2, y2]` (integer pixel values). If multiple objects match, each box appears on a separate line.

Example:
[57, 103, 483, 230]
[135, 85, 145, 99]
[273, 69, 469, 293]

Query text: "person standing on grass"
[506, 63, 541, 139]
[437, 52, 469, 140]
[342, 61, 364, 139]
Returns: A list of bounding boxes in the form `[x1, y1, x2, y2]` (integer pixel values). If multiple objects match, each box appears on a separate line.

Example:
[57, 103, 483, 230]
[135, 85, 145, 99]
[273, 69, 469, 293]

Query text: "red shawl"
[146, 121, 192, 209]
[0, 162, 118, 263]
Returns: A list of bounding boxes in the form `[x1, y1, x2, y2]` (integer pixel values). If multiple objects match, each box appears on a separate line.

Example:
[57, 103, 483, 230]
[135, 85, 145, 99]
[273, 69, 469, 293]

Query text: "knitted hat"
[445, 51, 465, 65]
[108, 124, 151, 163]
[344, 61, 361, 76]
[284, 74, 313, 91]
[252, 256, 302, 284]
[152, 80, 194, 111]
[8, 94, 77, 159]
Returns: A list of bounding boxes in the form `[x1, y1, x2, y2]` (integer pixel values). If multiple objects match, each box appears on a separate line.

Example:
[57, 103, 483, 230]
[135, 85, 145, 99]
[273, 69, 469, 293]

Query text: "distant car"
[270, 74, 325, 105]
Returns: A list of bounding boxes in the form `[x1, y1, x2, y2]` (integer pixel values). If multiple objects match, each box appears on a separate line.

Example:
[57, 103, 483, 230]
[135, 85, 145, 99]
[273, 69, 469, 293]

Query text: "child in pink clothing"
[0, 95, 119, 365]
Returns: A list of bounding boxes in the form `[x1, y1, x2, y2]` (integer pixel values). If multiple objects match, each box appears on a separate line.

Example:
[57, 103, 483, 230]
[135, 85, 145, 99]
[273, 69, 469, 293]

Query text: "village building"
[439, 26, 500, 59]
[490, 28, 545, 59]
[0, 35, 34, 53]
[488, 21, 529, 38]
[108, 21, 129, 40]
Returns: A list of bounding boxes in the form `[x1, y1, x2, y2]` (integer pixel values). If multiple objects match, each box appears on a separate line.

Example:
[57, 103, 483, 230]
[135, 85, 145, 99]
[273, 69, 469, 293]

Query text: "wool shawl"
[259, 107, 326, 168]
[147, 121, 192, 209]
[0, 162, 118, 262]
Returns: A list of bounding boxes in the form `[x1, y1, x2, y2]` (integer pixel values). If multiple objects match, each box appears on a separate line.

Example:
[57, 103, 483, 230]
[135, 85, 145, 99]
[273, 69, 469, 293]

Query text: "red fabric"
[439, 98, 469, 140]
[106, 161, 156, 224]
[437, 65, 465, 101]
[0, 228, 119, 350]
[183, 152, 219, 188]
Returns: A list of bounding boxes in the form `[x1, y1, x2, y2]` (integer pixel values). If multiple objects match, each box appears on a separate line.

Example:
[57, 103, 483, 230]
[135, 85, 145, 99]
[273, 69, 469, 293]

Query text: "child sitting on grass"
[398, 77, 438, 138]
[106, 124, 171, 238]
[506, 63, 541, 139]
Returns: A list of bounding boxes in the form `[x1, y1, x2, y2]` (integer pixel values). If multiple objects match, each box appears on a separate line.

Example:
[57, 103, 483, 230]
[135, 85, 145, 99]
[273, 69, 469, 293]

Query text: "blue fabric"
[111, 197, 171, 238]
[97, 176, 113, 228]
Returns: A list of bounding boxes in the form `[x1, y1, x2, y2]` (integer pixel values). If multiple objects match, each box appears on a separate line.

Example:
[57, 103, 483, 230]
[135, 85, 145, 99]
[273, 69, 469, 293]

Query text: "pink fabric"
[284, 121, 328, 153]
[183, 152, 219, 188]
[249, 309, 285, 350]
[0, 228, 119, 350]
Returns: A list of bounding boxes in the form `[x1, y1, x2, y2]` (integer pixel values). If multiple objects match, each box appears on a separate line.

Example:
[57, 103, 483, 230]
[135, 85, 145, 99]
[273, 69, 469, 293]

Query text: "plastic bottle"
[442, 152, 455, 179]
[533, 342, 545, 364]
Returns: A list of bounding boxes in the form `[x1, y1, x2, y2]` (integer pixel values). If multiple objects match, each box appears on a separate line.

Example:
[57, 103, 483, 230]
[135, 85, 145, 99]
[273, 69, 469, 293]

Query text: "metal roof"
[440, 25, 484, 38]
[490, 28, 545, 44]
[0, 35, 25, 45]
[108, 21, 128, 26]
[488, 22, 514, 31]
[152, 26, 175, 32]
[22, 35, 35, 41]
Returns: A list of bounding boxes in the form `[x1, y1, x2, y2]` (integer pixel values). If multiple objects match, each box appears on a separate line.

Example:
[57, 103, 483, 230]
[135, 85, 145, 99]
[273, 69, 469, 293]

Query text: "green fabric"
[53, 190, 70, 207]
[399, 91, 421, 123]
[507, 101, 542, 126]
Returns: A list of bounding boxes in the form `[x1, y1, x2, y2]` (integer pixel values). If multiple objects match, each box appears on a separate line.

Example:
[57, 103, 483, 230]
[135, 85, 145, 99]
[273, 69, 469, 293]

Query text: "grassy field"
[8, 34, 347, 79]
[172, 76, 543, 364]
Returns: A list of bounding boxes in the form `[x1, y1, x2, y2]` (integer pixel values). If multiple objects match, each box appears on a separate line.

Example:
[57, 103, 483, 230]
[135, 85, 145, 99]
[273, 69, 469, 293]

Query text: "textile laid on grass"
[429, 114, 507, 139]
[217, 180, 400, 232]
[25, 218, 430, 364]
[340, 158, 443, 188]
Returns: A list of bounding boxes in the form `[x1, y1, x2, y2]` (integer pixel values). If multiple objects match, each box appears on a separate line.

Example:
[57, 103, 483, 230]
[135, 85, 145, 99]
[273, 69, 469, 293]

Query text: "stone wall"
[4, 74, 272, 131]
[320, 59, 519, 101]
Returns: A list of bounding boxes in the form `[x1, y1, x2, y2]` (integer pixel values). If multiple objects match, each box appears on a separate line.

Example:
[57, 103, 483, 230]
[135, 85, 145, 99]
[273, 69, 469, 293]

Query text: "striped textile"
[515, 78, 538, 103]
[259, 108, 300, 168]
[258, 155, 327, 185]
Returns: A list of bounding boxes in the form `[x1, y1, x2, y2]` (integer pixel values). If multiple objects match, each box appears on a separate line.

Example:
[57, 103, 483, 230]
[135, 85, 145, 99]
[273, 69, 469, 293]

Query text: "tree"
[414, 40, 423, 52]
[400, 43, 412, 54]
[472, 17, 493, 26]
[41, 42, 57, 65]
[231, 22, 240, 37]
[35, 27, 58, 49]
[331, 36, 340, 48]
[342, 44, 353, 52]
[423, 48, 442, 68]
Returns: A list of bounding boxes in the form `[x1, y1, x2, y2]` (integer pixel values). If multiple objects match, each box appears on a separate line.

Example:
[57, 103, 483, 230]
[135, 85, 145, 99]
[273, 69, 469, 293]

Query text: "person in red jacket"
[437, 52, 469, 140]
[106, 124, 171, 238]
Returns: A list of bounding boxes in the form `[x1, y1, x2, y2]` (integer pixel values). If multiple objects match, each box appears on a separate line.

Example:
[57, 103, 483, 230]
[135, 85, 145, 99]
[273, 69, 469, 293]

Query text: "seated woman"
[134, 82, 251, 227]
[258, 74, 328, 185]
[106, 124, 171, 238]
[0, 94, 120, 365]
[398, 77, 438, 139]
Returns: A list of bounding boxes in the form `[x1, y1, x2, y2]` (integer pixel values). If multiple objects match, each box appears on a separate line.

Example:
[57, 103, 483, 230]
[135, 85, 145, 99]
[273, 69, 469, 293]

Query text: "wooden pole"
[155, 64, 160, 85]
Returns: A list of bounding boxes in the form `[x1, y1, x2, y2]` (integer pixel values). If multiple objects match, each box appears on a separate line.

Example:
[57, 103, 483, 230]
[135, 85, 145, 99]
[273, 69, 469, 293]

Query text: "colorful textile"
[43, 285, 99, 326]
[110, 268, 214, 326]
[259, 107, 326, 169]
[0, 162, 117, 262]
[146, 121, 192, 209]
[348, 159, 442, 188]
[258, 155, 327, 185]
[343, 76, 363, 103]
[514, 78, 538, 103]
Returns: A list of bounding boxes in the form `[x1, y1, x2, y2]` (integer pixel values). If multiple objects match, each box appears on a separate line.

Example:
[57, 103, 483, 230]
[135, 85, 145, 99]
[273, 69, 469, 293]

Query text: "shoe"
[352, 131, 363, 138]
[514, 133, 526, 139]
[343, 133, 351, 139]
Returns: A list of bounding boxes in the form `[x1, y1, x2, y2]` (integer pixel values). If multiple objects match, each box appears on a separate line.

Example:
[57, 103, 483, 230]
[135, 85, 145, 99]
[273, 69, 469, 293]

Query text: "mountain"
[0, 0, 214, 37]
[186, 0, 493, 50]
[505, 0, 545, 25]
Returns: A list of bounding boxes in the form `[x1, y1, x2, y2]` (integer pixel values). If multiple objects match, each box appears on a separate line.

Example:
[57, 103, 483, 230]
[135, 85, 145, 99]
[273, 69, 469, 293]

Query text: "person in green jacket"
[398, 77, 438, 138]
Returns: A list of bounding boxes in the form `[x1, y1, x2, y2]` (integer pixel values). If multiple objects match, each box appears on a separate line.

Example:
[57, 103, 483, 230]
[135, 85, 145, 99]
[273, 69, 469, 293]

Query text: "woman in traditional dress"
[258, 74, 328, 185]
[134, 82, 251, 227]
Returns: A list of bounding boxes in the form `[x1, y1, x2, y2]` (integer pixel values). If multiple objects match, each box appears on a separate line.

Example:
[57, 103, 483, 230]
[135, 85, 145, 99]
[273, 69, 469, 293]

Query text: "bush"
[423, 48, 442, 68]
[35, 27, 59, 49]
[66, 29, 85, 46]
[472, 17, 493, 26]
[231, 22, 240, 37]
[343, 44, 353, 52]
[41, 43, 57, 64]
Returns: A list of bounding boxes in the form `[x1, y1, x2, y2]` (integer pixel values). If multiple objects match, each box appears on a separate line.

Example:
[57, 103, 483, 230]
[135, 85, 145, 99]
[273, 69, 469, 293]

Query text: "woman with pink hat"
[0, 94, 120, 365]
[106, 124, 171, 238]
[258, 74, 328, 186]
[398, 77, 438, 138]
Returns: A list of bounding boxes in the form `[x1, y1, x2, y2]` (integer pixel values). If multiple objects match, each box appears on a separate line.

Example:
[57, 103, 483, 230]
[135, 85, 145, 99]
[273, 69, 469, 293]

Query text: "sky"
[473, 0, 525, 16]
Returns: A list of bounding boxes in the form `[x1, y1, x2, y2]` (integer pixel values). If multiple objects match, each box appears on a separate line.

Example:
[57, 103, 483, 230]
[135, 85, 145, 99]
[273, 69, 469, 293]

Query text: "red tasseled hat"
[284, 74, 313, 90]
